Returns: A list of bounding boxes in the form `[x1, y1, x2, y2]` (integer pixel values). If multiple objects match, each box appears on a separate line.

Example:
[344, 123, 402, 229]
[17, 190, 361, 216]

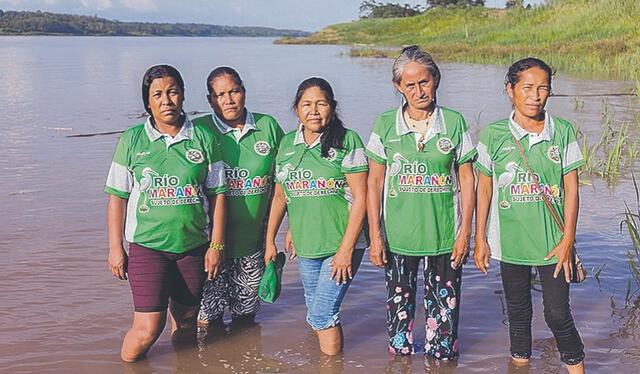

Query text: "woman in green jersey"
[265, 77, 369, 355]
[105, 65, 227, 362]
[195, 66, 284, 328]
[365, 46, 476, 360]
[474, 58, 585, 373]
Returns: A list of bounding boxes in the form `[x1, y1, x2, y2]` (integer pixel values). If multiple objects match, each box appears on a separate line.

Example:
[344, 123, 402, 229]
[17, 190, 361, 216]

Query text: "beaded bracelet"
[208, 242, 224, 251]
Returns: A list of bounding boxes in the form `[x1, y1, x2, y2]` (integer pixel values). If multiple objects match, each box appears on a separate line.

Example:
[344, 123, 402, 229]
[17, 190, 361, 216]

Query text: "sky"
[0, 0, 546, 32]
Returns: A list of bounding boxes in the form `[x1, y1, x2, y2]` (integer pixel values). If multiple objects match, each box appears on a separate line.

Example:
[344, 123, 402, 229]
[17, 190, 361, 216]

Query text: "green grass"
[278, 0, 640, 79]
[621, 176, 640, 286]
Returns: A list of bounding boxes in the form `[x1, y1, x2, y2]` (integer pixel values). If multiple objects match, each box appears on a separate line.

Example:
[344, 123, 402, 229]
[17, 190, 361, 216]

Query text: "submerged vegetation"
[578, 101, 640, 183]
[278, 0, 640, 79]
[621, 176, 640, 286]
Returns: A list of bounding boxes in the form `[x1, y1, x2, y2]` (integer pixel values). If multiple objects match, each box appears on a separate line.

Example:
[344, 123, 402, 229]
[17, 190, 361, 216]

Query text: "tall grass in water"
[578, 100, 640, 184]
[621, 176, 640, 286]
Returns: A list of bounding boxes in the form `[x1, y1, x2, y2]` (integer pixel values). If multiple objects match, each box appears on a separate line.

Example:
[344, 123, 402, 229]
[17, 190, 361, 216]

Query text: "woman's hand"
[330, 246, 353, 285]
[451, 232, 470, 269]
[545, 238, 574, 283]
[205, 247, 223, 280]
[264, 241, 278, 266]
[284, 229, 296, 260]
[369, 233, 387, 268]
[108, 244, 128, 280]
[474, 238, 491, 275]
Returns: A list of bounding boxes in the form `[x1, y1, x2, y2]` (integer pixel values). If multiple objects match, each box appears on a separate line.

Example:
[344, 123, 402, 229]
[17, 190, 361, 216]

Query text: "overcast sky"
[0, 0, 546, 31]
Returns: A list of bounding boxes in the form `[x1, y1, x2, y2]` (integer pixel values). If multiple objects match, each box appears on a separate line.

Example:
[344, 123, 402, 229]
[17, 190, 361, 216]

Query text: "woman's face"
[296, 86, 332, 133]
[208, 74, 246, 124]
[507, 66, 551, 120]
[147, 76, 184, 126]
[394, 61, 436, 112]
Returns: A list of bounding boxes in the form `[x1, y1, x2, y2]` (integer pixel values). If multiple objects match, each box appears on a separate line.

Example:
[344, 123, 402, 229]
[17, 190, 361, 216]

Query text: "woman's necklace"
[404, 109, 434, 151]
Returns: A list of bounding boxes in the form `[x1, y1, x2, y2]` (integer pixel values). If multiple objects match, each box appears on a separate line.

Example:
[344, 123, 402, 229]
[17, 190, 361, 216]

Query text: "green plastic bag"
[259, 252, 286, 303]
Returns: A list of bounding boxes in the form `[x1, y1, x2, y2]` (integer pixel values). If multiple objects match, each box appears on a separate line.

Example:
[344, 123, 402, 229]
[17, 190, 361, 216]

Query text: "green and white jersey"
[475, 112, 584, 266]
[192, 111, 284, 258]
[365, 106, 477, 256]
[275, 127, 369, 259]
[104, 116, 227, 253]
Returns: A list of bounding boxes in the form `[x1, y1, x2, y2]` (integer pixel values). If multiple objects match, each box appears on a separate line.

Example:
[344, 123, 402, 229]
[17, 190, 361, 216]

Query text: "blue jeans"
[297, 249, 365, 330]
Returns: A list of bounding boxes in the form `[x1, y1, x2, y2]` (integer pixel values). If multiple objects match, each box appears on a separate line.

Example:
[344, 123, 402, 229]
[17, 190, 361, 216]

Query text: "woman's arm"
[107, 195, 128, 280]
[205, 193, 226, 280]
[451, 162, 475, 269]
[264, 183, 287, 264]
[474, 172, 493, 274]
[367, 160, 387, 268]
[544, 169, 579, 283]
[330, 171, 368, 284]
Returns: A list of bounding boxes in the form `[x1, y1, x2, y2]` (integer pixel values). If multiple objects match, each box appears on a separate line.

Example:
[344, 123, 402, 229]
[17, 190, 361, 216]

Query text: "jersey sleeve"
[560, 121, 585, 174]
[204, 139, 228, 195]
[104, 132, 134, 199]
[454, 114, 477, 165]
[365, 115, 387, 164]
[341, 130, 369, 174]
[474, 127, 494, 176]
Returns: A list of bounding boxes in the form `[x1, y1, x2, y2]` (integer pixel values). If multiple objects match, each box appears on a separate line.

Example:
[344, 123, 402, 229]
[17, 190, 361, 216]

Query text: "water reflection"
[190, 322, 284, 373]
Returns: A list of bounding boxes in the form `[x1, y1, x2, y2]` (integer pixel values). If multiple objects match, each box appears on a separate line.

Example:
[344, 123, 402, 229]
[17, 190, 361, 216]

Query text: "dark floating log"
[66, 130, 124, 138]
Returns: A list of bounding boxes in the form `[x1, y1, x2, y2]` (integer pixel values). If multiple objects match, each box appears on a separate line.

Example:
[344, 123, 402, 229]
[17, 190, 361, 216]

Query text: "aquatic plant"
[621, 175, 640, 286]
[577, 101, 640, 183]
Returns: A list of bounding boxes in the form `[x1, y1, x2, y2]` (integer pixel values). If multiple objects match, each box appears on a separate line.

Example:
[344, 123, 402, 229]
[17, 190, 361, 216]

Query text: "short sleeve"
[340, 130, 369, 174]
[365, 115, 387, 164]
[560, 121, 585, 174]
[104, 132, 134, 198]
[474, 127, 493, 176]
[455, 114, 477, 165]
[204, 139, 228, 195]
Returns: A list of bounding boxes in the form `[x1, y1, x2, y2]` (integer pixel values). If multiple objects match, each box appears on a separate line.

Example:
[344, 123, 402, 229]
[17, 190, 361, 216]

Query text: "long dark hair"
[292, 77, 346, 158]
[505, 57, 555, 90]
[141, 64, 185, 115]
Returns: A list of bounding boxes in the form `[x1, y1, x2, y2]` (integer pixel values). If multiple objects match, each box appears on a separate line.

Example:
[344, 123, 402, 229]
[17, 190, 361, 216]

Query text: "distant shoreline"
[0, 10, 311, 38]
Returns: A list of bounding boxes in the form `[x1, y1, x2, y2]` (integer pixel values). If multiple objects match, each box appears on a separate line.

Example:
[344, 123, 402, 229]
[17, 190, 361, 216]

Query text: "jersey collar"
[144, 114, 193, 147]
[211, 110, 256, 139]
[509, 110, 555, 149]
[395, 104, 446, 143]
[293, 123, 323, 148]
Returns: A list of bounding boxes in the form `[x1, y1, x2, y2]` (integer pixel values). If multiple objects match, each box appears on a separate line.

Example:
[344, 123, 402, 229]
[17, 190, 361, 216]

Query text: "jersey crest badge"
[186, 149, 204, 164]
[547, 146, 561, 164]
[323, 148, 338, 162]
[436, 137, 454, 154]
[254, 141, 270, 156]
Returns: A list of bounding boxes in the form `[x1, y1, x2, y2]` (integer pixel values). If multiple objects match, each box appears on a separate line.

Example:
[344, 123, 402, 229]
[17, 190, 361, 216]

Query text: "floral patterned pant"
[385, 252, 462, 360]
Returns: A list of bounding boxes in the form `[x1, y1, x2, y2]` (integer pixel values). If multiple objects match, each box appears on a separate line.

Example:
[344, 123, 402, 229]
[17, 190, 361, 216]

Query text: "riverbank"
[277, 0, 639, 79]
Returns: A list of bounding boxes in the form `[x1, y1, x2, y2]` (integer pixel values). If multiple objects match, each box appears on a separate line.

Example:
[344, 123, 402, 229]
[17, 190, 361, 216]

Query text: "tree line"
[359, 0, 531, 19]
[0, 10, 310, 37]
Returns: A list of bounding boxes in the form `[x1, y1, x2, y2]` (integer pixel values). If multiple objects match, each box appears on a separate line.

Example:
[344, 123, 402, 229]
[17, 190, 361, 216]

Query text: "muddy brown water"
[0, 36, 638, 374]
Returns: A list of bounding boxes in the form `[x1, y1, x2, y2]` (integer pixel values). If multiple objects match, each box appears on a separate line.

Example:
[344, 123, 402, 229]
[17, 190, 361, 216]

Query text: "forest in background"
[0, 10, 310, 37]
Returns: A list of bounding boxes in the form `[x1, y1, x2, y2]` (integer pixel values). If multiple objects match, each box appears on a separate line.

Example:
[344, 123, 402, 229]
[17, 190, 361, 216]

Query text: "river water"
[0, 36, 638, 374]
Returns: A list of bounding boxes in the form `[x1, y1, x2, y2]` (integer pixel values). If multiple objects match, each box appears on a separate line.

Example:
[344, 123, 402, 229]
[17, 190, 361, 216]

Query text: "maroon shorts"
[128, 243, 207, 313]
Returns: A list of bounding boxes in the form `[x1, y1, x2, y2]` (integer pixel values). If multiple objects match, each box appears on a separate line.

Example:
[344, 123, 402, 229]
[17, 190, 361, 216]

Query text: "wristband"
[208, 242, 224, 251]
